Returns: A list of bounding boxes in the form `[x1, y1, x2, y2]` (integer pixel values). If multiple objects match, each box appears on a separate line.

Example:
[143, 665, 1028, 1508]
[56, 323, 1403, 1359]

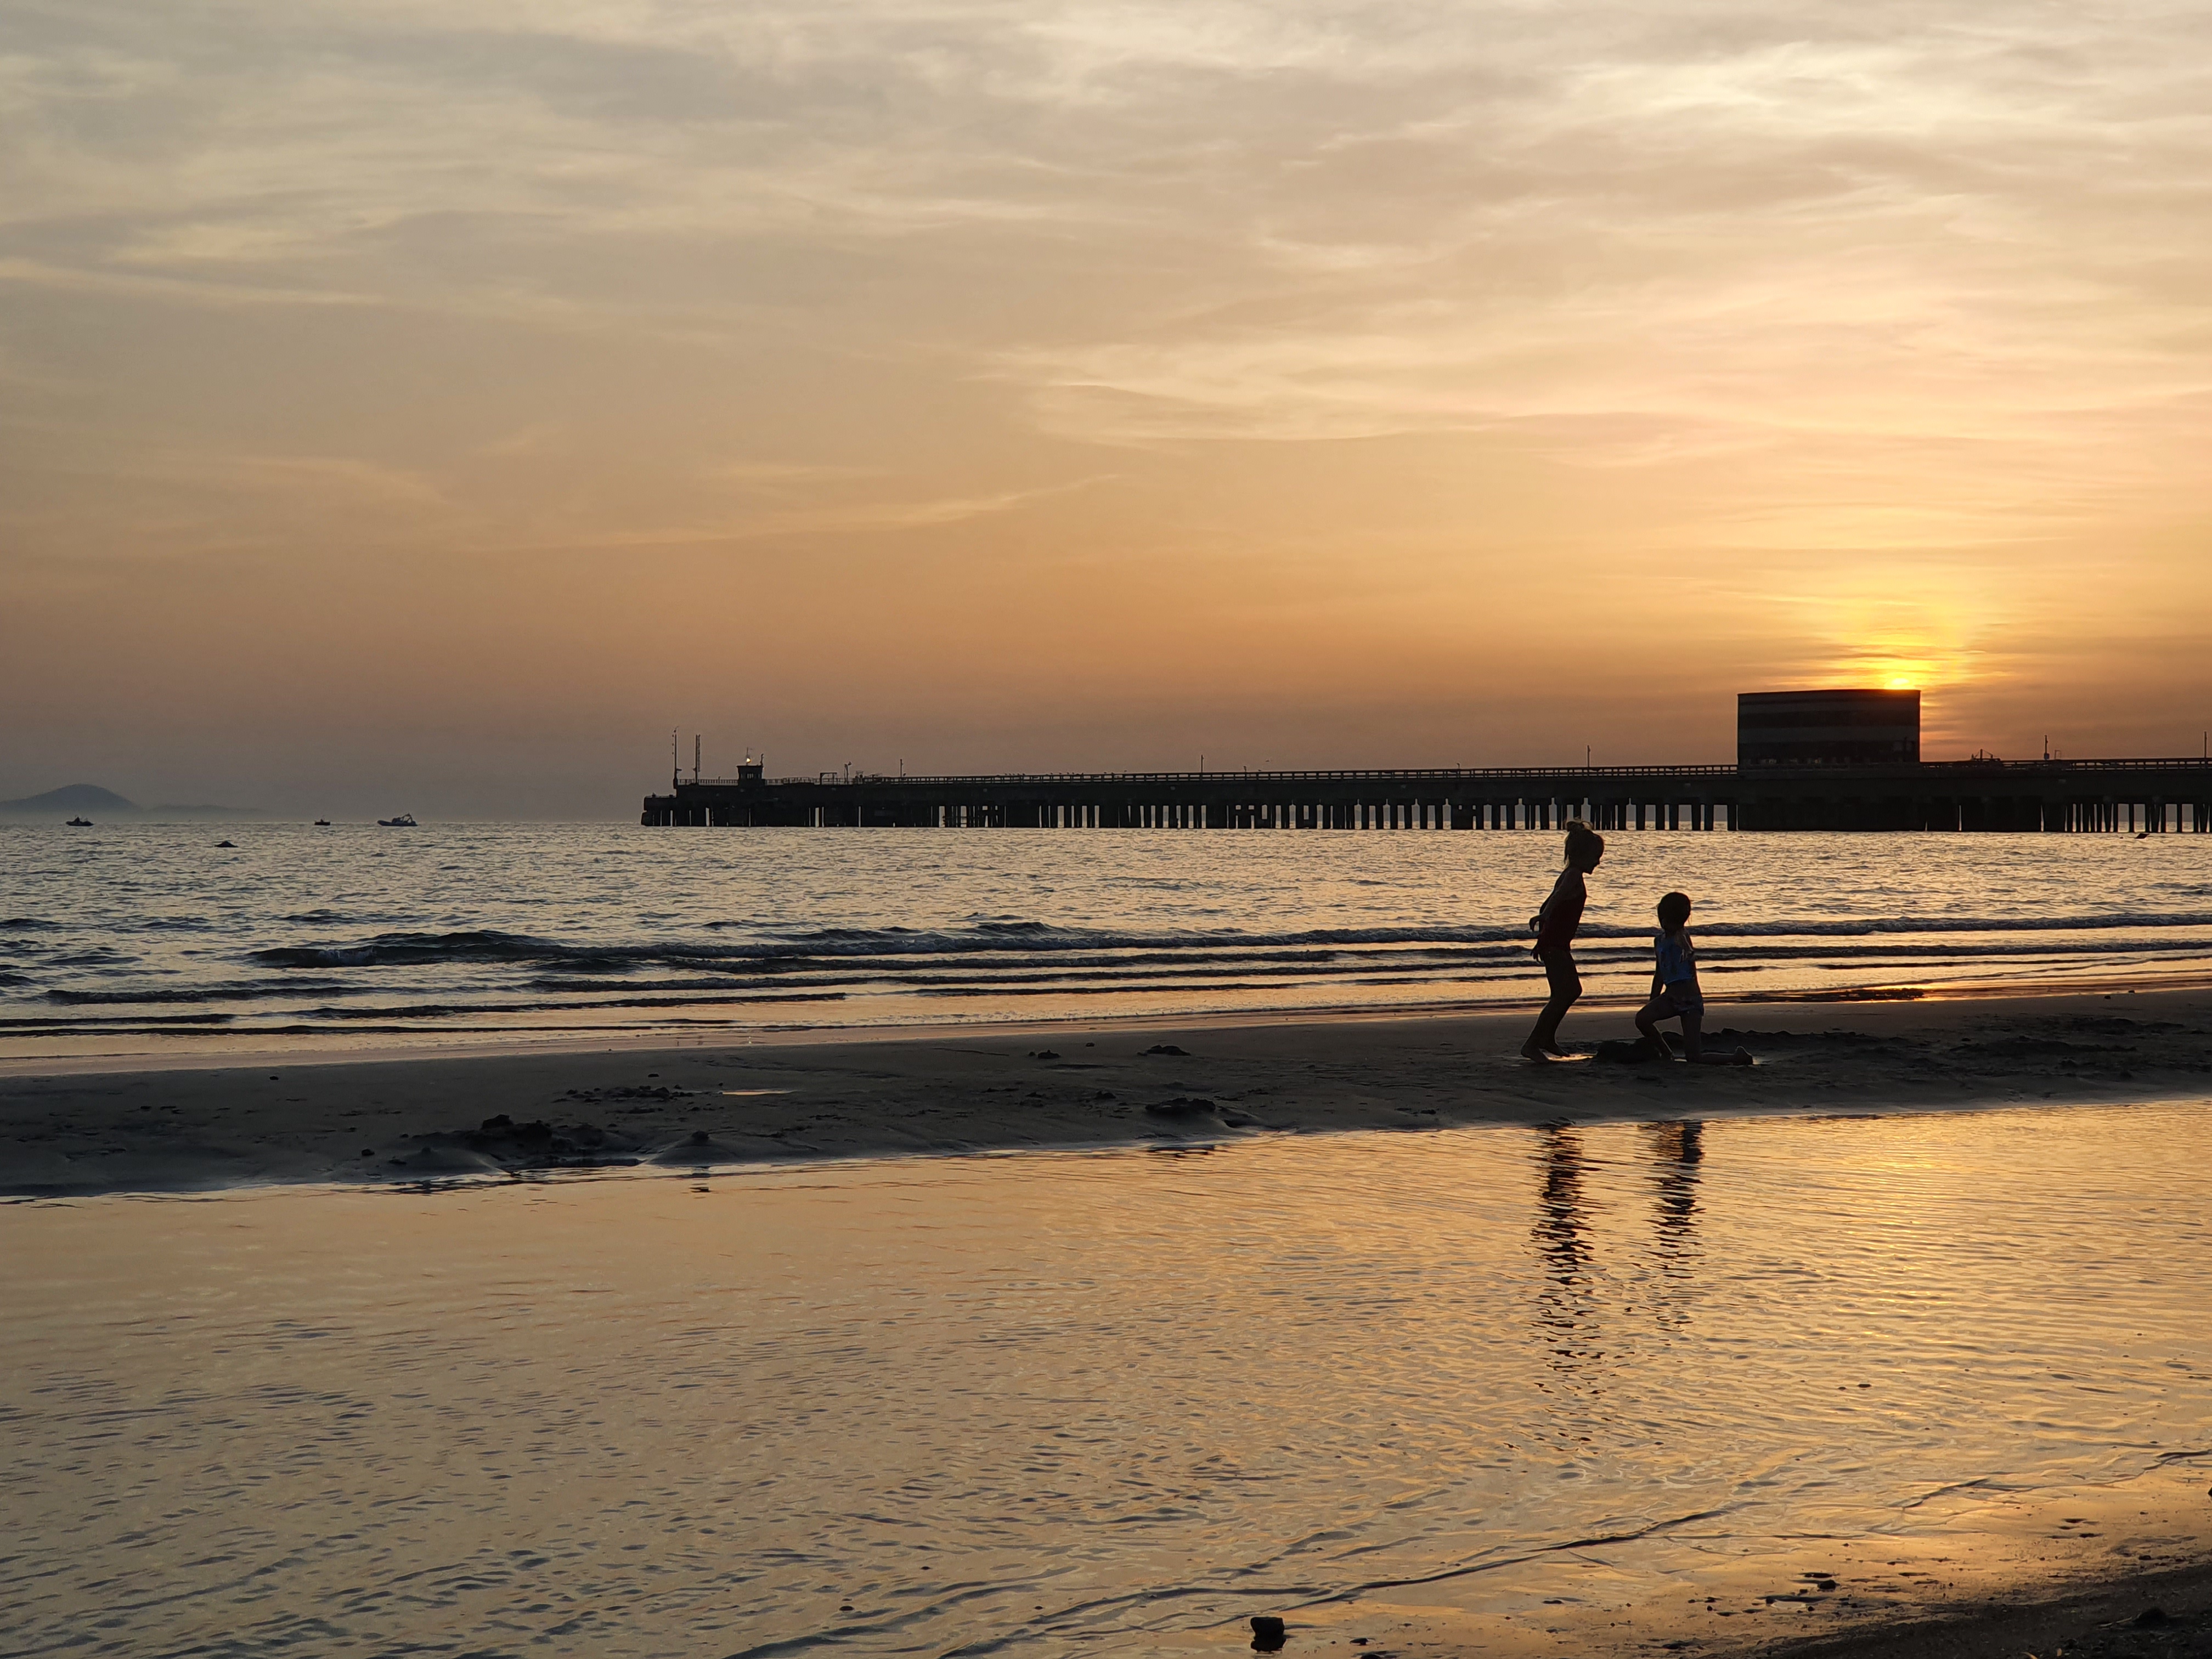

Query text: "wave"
[242, 924, 2212, 986]
[30, 939, 2212, 1017]
[241, 912, 2212, 978]
[1, 918, 63, 932]
[46, 980, 365, 1006]
[0, 1011, 238, 1030]
[1685, 910, 2212, 939]
[287, 991, 850, 1020]
[49, 949, 137, 967]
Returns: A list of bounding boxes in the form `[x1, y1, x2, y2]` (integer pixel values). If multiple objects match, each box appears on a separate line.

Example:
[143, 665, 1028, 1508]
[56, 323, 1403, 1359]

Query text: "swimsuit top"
[1534, 869, 1587, 950]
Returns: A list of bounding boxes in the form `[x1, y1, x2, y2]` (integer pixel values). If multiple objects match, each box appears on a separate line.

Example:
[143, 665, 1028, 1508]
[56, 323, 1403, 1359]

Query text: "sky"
[3, 0, 2210, 816]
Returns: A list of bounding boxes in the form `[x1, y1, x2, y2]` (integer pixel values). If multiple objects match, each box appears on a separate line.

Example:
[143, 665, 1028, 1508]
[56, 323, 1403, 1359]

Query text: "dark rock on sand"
[1251, 1615, 1286, 1651]
[558, 1084, 696, 1109]
[1144, 1043, 1188, 1056]
[1145, 1097, 1217, 1117]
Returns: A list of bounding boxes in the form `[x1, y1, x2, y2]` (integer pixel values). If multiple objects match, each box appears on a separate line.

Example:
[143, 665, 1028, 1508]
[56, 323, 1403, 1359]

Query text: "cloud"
[4, 0, 2211, 799]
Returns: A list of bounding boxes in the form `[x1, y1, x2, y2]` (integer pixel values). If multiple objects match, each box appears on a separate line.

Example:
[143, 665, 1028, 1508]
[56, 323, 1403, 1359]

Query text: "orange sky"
[3, 0, 2209, 815]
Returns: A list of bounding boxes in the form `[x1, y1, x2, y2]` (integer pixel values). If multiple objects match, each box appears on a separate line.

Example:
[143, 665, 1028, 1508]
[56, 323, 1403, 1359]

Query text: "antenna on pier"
[672, 729, 679, 789]
[695, 734, 702, 783]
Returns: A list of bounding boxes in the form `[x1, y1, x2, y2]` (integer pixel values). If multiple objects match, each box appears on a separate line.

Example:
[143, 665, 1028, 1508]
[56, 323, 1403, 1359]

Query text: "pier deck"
[644, 758, 2212, 832]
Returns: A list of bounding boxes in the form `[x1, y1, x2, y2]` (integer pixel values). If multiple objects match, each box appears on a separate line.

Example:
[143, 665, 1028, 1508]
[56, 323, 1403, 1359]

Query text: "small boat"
[314, 818, 330, 827]
[377, 813, 419, 827]
[65, 816, 92, 827]
[215, 839, 236, 849]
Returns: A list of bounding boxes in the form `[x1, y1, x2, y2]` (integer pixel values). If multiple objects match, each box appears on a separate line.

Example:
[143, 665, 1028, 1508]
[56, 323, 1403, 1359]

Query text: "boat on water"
[65, 816, 92, 827]
[377, 813, 419, 827]
[314, 819, 331, 826]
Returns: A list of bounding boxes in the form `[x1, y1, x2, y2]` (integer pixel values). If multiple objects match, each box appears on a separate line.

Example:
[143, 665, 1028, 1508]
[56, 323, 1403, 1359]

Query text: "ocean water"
[4, 1104, 2209, 1655]
[3, 822, 2210, 1058]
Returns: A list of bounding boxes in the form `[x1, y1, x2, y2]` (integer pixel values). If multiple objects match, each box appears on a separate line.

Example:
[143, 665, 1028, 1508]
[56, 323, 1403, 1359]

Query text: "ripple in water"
[3, 1101, 2209, 1654]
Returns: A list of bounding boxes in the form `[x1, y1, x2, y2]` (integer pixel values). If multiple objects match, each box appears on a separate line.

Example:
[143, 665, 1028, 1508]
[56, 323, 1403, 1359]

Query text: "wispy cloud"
[4, 0, 2210, 792]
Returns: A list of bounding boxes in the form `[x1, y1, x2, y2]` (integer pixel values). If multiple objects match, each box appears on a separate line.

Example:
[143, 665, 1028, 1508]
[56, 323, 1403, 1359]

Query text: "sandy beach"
[5, 984, 2208, 1199]
[8, 986, 2209, 1659]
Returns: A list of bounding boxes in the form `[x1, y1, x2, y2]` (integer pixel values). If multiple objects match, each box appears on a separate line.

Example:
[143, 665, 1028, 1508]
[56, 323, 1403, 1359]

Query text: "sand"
[3, 983, 2208, 1198]
[1756, 1559, 2212, 1658]
[5, 985, 2208, 1658]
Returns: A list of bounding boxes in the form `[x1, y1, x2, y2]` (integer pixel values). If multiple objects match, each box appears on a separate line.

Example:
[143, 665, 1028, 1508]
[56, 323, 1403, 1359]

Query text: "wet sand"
[1758, 1559, 2212, 1658]
[2, 984, 2208, 1198]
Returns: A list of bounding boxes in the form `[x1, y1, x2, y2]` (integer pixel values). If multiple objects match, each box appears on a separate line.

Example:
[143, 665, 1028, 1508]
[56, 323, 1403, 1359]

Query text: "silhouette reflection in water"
[1531, 1120, 1709, 1377]
[1531, 1126, 1597, 1373]
[1647, 1119, 1704, 1246]
[1643, 1119, 1704, 1333]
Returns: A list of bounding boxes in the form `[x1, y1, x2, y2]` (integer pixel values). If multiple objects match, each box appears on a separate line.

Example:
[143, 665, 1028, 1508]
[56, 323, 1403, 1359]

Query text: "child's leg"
[1523, 950, 1582, 1057]
[1634, 994, 1677, 1056]
[1681, 1006, 1743, 1063]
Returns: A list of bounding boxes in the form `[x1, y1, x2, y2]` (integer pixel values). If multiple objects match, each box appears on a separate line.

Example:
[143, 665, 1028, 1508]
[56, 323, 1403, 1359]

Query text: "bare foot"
[1520, 1041, 1555, 1062]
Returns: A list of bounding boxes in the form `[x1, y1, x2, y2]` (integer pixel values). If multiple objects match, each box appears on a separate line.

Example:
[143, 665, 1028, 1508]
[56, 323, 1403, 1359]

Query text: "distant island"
[0, 783, 272, 820]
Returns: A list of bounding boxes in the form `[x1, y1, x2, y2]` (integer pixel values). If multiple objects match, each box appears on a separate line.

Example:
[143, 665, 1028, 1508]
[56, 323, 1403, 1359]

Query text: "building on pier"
[1739, 689, 1920, 768]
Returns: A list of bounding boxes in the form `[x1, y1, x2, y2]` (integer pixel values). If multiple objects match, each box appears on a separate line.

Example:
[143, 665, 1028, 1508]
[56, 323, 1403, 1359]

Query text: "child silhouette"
[1521, 821, 1604, 1062]
[1634, 891, 1749, 1064]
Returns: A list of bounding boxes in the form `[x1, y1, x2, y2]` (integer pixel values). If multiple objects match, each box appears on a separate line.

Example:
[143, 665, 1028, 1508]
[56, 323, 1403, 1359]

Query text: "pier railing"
[681, 756, 2212, 791]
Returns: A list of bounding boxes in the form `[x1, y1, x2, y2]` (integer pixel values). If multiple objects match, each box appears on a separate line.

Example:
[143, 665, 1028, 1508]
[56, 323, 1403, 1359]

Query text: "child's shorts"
[1662, 982, 1705, 1017]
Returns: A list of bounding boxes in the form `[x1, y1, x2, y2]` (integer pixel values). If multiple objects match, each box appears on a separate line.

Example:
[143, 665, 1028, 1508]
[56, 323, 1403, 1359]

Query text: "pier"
[643, 757, 2212, 832]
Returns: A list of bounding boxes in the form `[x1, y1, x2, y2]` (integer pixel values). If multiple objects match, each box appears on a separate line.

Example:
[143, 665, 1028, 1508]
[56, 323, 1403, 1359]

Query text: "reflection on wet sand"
[1645, 1120, 1703, 1333]
[4, 1105, 2210, 1658]
[1646, 1119, 1703, 1242]
[1531, 1125, 1594, 1371]
[1532, 1120, 1707, 1365]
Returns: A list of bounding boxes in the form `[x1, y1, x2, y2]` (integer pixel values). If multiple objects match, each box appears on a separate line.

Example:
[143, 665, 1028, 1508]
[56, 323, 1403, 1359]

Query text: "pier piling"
[644, 758, 2212, 832]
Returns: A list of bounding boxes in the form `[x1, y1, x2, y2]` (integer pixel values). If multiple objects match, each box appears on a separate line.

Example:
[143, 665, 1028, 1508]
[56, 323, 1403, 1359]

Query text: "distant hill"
[0, 783, 139, 815]
[0, 784, 272, 819]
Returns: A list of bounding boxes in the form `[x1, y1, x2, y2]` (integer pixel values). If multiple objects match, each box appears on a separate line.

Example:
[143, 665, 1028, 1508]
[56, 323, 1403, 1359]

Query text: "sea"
[4, 821, 2210, 1059]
